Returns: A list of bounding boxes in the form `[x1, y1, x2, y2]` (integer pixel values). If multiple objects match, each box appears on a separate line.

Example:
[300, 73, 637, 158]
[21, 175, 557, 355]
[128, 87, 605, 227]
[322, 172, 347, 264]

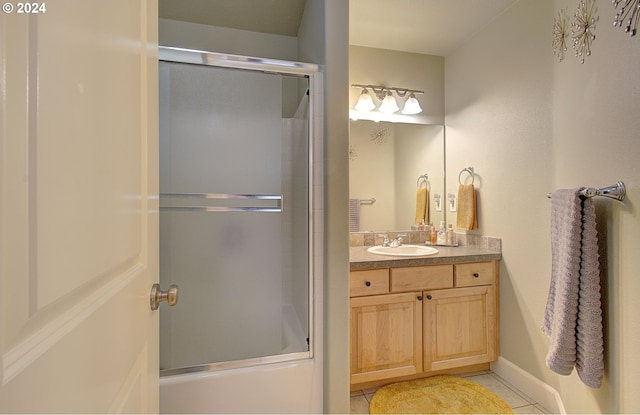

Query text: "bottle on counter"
[446, 223, 454, 245]
[437, 221, 446, 244]
[429, 224, 437, 244]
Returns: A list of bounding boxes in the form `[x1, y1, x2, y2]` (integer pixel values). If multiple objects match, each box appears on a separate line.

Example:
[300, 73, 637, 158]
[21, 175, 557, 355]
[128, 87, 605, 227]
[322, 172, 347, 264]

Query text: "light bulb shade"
[401, 93, 423, 114]
[354, 89, 376, 112]
[378, 92, 399, 113]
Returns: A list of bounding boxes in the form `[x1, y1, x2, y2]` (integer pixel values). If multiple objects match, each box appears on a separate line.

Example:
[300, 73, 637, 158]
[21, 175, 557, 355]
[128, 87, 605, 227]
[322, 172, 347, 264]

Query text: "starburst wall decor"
[571, 0, 599, 63]
[553, 7, 569, 61]
[369, 124, 390, 145]
[555, 0, 638, 64]
[613, 0, 640, 36]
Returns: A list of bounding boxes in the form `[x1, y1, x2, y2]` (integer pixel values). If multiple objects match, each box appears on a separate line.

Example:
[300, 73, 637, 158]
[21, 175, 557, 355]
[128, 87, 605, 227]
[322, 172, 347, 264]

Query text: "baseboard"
[491, 357, 566, 414]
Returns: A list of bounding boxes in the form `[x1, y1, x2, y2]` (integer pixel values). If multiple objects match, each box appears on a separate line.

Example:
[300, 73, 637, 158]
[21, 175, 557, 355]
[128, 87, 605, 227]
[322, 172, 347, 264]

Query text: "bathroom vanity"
[349, 244, 501, 389]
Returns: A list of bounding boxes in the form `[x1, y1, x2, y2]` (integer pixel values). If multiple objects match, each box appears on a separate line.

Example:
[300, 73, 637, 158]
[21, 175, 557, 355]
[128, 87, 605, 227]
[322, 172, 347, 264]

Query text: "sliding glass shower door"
[158, 50, 314, 375]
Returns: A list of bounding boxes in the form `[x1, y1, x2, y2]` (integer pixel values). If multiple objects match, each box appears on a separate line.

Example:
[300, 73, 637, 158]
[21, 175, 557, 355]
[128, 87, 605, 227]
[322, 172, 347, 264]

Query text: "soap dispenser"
[437, 221, 446, 244]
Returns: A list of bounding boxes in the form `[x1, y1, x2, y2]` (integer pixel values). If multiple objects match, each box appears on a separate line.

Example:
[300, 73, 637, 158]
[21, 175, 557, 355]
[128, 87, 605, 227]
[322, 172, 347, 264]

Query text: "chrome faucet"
[378, 233, 407, 247]
[390, 234, 407, 247]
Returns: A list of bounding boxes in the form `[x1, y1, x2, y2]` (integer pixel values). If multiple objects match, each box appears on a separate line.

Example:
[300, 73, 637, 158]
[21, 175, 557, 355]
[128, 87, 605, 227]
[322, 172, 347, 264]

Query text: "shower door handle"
[150, 283, 179, 310]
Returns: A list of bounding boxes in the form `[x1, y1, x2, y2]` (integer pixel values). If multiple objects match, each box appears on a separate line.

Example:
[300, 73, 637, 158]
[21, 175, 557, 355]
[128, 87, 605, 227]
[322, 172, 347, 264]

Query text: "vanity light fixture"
[354, 88, 376, 112]
[401, 93, 423, 114]
[351, 84, 424, 115]
[378, 91, 400, 113]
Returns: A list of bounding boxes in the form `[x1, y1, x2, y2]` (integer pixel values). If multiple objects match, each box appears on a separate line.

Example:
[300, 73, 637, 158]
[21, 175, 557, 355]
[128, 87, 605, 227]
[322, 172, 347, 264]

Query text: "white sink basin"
[367, 244, 438, 257]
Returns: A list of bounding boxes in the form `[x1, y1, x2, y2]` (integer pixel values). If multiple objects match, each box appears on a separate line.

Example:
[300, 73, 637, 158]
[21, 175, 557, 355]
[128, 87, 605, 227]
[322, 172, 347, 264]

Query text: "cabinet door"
[423, 286, 497, 371]
[350, 292, 423, 384]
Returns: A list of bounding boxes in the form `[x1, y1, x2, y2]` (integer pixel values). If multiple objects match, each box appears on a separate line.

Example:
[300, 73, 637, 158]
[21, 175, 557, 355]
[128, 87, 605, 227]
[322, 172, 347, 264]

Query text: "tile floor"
[350, 371, 550, 414]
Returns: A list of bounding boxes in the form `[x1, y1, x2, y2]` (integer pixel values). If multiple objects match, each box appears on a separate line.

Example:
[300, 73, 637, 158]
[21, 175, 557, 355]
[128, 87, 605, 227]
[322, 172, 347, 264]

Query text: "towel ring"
[417, 173, 429, 188]
[458, 167, 475, 185]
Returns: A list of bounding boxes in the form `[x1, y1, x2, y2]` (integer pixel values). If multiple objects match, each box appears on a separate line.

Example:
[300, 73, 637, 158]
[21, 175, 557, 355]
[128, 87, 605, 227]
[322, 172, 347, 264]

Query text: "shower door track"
[160, 351, 311, 377]
[158, 46, 320, 378]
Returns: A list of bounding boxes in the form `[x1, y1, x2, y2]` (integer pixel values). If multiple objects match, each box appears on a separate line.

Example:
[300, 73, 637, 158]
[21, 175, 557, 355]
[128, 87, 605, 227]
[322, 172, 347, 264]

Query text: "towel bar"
[458, 166, 475, 185]
[359, 198, 376, 205]
[417, 173, 429, 187]
[546, 181, 626, 201]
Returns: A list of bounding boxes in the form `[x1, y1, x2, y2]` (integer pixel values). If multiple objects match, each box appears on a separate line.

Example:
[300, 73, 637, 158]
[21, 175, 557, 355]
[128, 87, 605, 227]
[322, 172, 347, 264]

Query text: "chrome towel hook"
[458, 166, 475, 185]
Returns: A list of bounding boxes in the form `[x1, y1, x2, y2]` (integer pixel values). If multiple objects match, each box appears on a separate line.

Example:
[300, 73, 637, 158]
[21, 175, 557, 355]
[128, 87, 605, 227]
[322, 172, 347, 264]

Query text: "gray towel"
[542, 189, 604, 388]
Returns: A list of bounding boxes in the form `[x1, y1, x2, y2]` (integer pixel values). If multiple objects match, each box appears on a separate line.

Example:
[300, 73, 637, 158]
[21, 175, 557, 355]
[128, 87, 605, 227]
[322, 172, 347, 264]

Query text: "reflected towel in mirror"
[414, 187, 429, 225]
[349, 199, 360, 232]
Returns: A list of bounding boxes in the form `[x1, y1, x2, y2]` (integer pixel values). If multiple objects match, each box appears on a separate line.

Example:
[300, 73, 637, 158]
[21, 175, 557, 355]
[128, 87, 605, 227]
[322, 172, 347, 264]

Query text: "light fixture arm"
[352, 84, 424, 115]
[351, 84, 424, 100]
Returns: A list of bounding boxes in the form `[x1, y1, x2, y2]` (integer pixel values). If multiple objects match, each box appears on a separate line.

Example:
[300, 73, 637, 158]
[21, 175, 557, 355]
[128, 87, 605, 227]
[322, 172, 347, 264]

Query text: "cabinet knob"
[417, 295, 423, 301]
[426, 294, 432, 300]
[473, 273, 480, 278]
[365, 281, 371, 287]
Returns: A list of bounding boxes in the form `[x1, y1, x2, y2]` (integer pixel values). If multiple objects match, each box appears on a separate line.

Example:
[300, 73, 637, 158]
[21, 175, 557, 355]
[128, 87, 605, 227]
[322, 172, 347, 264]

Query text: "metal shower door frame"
[158, 46, 321, 377]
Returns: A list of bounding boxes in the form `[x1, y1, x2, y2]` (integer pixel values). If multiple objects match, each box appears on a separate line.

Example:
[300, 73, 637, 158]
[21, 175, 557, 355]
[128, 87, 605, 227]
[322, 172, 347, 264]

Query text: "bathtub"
[159, 307, 322, 414]
[160, 357, 321, 414]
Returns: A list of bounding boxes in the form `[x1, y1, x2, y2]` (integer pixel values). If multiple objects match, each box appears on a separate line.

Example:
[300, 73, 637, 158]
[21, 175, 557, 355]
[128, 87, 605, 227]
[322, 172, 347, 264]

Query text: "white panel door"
[0, 1, 159, 412]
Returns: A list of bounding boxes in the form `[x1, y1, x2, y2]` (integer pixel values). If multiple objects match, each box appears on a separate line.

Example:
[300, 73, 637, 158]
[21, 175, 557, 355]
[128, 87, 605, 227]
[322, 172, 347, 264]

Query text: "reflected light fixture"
[352, 84, 424, 115]
[378, 91, 400, 113]
[354, 88, 376, 112]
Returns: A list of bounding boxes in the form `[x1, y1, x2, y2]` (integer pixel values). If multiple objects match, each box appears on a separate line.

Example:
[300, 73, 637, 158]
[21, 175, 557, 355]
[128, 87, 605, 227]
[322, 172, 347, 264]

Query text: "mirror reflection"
[349, 120, 445, 232]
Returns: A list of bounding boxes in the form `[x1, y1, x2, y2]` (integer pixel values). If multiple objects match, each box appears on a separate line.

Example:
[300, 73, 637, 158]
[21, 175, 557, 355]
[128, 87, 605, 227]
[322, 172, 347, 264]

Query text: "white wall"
[446, 0, 640, 412]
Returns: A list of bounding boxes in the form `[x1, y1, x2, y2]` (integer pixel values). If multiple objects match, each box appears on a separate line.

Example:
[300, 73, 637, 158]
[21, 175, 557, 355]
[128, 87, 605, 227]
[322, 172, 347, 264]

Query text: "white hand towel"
[542, 189, 603, 388]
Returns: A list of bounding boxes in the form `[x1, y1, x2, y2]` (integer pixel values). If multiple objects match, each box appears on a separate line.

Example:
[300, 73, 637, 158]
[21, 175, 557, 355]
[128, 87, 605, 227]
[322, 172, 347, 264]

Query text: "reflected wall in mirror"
[349, 120, 445, 232]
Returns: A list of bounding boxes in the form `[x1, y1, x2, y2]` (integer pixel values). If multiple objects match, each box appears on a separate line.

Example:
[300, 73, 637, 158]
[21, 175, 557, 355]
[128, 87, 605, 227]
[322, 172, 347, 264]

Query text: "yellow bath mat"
[369, 375, 514, 414]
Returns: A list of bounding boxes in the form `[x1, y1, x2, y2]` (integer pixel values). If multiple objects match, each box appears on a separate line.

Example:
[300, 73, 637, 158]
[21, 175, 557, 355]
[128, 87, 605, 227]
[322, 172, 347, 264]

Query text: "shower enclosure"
[158, 47, 322, 413]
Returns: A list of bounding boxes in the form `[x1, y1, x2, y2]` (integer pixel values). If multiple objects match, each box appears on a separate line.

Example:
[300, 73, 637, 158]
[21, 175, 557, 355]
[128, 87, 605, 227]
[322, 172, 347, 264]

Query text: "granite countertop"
[350, 245, 501, 270]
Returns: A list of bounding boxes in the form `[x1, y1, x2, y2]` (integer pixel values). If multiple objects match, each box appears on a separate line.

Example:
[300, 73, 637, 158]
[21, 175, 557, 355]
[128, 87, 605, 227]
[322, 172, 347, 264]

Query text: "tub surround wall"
[445, 0, 640, 412]
[159, 18, 298, 61]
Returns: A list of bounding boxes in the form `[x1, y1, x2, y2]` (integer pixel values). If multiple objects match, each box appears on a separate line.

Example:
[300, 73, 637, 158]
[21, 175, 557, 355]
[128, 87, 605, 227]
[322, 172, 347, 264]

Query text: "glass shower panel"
[159, 61, 309, 372]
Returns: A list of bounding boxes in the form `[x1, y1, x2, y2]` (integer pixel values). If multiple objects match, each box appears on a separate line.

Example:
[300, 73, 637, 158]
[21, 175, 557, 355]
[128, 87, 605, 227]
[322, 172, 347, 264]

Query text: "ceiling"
[350, 0, 519, 56]
[159, 0, 519, 56]
[158, 0, 307, 37]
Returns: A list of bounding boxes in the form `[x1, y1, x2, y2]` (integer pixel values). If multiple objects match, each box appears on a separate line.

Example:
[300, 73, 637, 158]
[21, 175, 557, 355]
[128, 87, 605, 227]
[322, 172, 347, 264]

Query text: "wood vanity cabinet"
[349, 261, 499, 386]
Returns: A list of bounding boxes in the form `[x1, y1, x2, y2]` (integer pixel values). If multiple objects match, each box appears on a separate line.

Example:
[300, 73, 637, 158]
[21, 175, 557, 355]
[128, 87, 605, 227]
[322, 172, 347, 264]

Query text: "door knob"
[150, 283, 179, 310]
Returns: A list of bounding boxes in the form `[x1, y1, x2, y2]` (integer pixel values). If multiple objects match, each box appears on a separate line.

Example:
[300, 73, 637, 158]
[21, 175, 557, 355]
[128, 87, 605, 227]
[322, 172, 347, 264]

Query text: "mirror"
[349, 120, 445, 232]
